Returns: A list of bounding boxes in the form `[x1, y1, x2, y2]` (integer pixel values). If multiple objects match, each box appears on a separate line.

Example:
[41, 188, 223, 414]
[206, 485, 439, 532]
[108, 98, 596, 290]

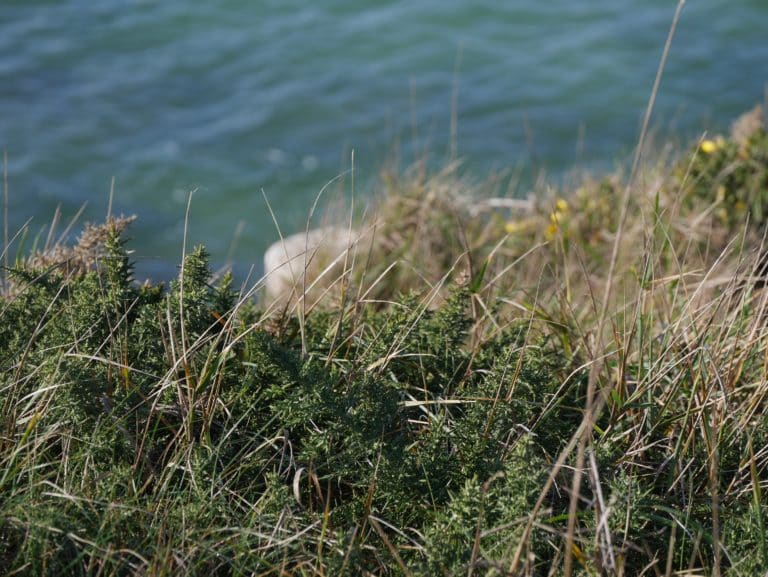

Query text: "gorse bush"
[2, 111, 768, 576]
[0, 227, 585, 575]
[679, 127, 768, 227]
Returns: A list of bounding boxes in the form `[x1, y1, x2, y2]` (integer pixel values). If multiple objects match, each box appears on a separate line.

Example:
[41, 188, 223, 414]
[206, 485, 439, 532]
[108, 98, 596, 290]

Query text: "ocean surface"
[1, 0, 766, 279]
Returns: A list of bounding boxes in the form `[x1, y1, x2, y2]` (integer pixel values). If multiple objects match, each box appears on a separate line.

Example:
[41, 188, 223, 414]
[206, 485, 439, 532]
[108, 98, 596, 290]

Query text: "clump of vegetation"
[678, 125, 768, 228]
[2, 107, 768, 576]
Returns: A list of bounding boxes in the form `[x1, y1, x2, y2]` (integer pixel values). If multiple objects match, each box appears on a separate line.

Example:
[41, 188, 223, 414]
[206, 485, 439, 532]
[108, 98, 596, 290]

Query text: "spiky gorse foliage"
[682, 129, 768, 227]
[2, 111, 768, 576]
[0, 233, 581, 575]
[22, 215, 137, 277]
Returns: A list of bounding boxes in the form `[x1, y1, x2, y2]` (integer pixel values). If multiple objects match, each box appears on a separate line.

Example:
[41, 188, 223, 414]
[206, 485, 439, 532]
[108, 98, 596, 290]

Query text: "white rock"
[263, 226, 362, 301]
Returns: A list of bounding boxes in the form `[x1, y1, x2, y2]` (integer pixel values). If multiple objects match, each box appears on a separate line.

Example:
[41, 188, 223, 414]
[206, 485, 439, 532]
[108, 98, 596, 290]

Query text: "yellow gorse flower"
[545, 222, 559, 239]
[545, 198, 569, 240]
[505, 220, 525, 234]
[700, 136, 725, 154]
[700, 139, 718, 154]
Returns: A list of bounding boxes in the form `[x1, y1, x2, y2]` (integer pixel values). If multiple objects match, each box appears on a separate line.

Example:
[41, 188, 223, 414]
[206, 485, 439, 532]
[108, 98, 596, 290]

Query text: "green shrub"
[679, 130, 768, 227]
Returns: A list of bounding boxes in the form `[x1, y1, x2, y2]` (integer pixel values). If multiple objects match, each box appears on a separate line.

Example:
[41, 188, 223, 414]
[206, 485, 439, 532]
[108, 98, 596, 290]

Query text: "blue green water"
[1, 1, 766, 278]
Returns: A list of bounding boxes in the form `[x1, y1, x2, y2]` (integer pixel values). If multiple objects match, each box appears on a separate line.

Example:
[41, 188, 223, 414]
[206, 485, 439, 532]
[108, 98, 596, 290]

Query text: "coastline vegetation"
[1, 106, 768, 576]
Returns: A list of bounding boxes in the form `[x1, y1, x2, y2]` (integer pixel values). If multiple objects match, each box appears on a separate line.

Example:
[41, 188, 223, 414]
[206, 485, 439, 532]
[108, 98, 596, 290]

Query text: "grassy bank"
[1, 107, 768, 576]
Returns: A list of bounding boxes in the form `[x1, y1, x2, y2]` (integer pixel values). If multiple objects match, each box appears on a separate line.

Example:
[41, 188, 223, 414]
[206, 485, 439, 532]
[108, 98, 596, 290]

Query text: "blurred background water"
[1, 0, 766, 279]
